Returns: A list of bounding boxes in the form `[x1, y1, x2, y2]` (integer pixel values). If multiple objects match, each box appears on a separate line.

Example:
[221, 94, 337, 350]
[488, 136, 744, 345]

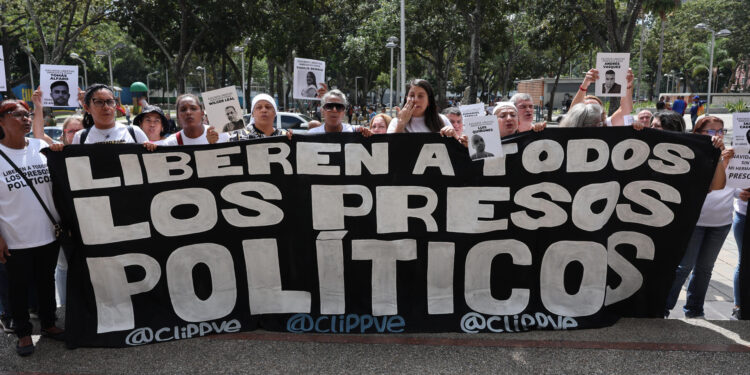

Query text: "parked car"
[26, 126, 63, 142]
[242, 112, 313, 134]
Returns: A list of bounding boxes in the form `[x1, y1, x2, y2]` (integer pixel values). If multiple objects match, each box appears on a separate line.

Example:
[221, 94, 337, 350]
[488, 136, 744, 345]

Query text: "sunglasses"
[323, 103, 346, 112]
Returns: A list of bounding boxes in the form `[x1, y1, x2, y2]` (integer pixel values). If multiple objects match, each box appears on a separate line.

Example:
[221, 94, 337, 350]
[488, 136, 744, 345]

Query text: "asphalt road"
[1, 316, 748, 374]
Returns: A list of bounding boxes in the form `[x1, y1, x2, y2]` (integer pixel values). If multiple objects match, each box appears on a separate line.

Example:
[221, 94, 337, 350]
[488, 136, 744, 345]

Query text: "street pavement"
[0, 112, 746, 374]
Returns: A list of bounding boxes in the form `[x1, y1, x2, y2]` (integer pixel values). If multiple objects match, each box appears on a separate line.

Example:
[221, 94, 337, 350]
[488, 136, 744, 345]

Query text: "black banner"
[45, 128, 719, 348]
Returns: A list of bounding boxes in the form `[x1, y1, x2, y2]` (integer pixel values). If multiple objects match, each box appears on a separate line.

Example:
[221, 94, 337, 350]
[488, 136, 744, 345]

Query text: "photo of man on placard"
[50, 80, 71, 106]
[222, 105, 245, 132]
[470, 134, 494, 160]
[602, 70, 621, 94]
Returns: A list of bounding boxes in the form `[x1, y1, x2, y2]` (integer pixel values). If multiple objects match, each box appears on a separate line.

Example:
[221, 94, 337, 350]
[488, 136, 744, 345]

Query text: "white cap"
[250, 94, 278, 115]
[492, 101, 517, 115]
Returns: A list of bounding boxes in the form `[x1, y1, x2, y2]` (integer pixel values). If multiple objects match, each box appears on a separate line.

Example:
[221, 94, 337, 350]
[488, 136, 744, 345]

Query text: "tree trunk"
[268, 62, 275, 98]
[467, 3, 481, 104]
[547, 57, 566, 122]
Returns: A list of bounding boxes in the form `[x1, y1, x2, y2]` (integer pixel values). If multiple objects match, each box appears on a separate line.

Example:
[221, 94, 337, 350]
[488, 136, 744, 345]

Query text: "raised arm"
[570, 68, 598, 108]
[610, 68, 634, 126]
[31, 87, 55, 146]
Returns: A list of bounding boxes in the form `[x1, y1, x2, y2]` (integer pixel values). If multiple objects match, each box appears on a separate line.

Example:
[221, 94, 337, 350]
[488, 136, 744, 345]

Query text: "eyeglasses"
[66, 129, 81, 134]
[91, 98, 118, 108]
[704, 128, 726, 136]
[5, 111, 32, 119]
[323, 103, 346, 112]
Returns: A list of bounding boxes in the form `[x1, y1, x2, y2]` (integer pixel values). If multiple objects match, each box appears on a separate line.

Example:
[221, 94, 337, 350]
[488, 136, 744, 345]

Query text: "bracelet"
[579, 86, 587, 91]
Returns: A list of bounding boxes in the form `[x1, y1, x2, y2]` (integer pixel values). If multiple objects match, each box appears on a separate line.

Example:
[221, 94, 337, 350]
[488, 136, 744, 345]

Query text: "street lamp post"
[386, 37, 398, 116]
[695, 23, 731, 115]
[400, 0, 406, 103]
[196, 66, 207, 92]
[146, 71, 159, 103]
[95, 42, 126, 89]
[69, 52, 88, 88]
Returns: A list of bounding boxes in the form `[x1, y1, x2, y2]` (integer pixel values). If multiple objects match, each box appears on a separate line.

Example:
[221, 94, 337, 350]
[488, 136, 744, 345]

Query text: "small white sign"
[201, 86, 244, 133]
[293, 58, 325, 100]
[595, 53, 629, 97]
[463, 115, 502, 160]
[40, 64, 79, 107]
[459, 103, 486, 119]
[731, 112, 750, 147]
[0, 46, 6, 92]
[726, 146, 750, 188]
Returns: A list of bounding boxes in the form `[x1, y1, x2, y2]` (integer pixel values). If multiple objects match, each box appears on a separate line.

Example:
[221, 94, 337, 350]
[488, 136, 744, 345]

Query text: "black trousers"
[5, 241, 58, 337]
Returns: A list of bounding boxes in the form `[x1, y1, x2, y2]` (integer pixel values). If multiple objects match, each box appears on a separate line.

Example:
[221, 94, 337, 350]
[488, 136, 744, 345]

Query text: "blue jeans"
[666, 224, 731, 316]
[732, 212, 745, 307]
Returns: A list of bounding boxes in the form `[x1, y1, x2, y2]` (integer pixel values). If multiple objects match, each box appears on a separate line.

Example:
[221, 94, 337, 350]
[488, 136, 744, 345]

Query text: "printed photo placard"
[40, 64, 78, 107]
[293, 58, 325, 100]
[731, 112, 750, 148]
[595, 53, 629, 97]
[463, 115, 502, 160]
[201, 86, 244, 133]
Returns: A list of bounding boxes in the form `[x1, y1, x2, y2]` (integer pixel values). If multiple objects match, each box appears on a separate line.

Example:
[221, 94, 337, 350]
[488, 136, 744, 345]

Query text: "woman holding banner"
[228, 93, 286, 140]
[161, 94, 227, 145]
[387, 79, 455, 137]
[0, 99, 65, 356]
[664, 116, 733, 318]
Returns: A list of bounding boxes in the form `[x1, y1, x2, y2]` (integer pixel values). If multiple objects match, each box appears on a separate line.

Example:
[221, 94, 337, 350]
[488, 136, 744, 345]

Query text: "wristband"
[579, 86, 587, 91]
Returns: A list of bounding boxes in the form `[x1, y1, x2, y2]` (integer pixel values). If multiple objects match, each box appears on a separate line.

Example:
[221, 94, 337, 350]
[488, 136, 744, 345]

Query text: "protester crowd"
[0, 70, 744, 357]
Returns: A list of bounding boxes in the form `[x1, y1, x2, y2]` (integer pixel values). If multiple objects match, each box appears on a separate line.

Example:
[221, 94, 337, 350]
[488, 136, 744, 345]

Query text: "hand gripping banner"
[44, 128, 719, 347]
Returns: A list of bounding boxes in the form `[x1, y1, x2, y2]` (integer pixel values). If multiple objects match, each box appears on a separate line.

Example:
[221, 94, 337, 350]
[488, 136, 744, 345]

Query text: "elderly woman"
[228, 94, 286, 140]
[664, 115, 732, 318]
[559, 103, 604, 128]
[307, 90, 370, 136]
[0, 99, 65, 356]
[368, 113, 392, 135]
[161, 94, 226, 145]
[387, 79, 454, 137]
[134, 105, 170, 143]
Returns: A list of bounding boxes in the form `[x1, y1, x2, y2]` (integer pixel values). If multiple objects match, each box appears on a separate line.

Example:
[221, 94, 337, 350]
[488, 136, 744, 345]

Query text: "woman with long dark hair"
[0, 99, 65, 356]
[664, 115, 732, 318]
[387, 79, 455, 137]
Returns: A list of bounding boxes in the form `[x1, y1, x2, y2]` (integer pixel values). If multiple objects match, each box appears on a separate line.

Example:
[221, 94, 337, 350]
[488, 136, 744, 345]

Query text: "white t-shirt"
[696, 187, 735, 227]
[0, 139, 60, 249]
[161, 125, 229, 145]
[307, 123, 357, 134]
[387, 114, 451, 133]
[72, 124, 150, 144]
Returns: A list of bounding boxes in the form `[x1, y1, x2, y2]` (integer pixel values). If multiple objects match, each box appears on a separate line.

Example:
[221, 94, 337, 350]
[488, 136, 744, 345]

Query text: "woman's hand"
[439, 125, 456, 138]
[582, 69, 599, 90]
[32, 86, 43, 108]
[50, 144, 65, 151]
[626, 68, 634, 90]
[531, 121, 547, 132]
[711, 135, 724, 149]
[740, 188, 750, 202]
[316, 83, 329, 99]
[394, 98, 415, 133]
[206, 126, 219, 144]
[143, 142, 157, 151]
[286, 129, 293, 140]
[721, 147, 734, 168]
[458, 134, 468, 148]
[78, 89, 86, 108]
[359, 126, 372, 137]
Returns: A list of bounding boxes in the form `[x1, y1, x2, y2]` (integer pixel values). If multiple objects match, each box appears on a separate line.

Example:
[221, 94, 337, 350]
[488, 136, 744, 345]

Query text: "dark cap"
[133, 105, 169, 128]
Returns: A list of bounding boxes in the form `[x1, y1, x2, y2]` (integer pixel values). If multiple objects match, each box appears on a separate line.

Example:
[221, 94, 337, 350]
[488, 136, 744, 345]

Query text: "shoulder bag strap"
[176, 131, 183, 145]
[80, 126, 91, 144]
[0, 148, 60, 230]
